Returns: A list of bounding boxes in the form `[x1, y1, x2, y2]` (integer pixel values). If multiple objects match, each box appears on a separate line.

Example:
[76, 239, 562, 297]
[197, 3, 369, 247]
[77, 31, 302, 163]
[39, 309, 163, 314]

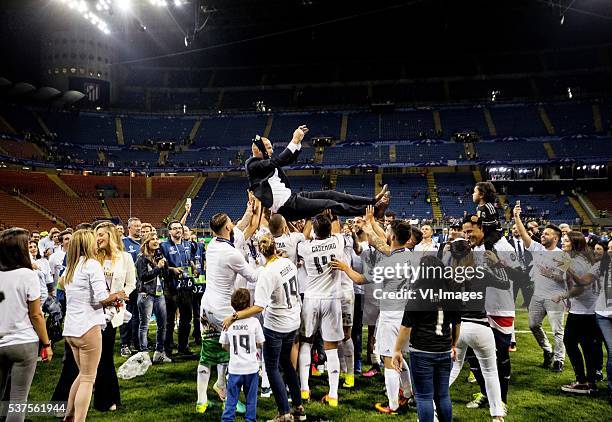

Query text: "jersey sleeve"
[24, 269, 41, 302]
[254, 270, 276, 309]
[255, 321, 265, 344]
[228, 249, 259, 283]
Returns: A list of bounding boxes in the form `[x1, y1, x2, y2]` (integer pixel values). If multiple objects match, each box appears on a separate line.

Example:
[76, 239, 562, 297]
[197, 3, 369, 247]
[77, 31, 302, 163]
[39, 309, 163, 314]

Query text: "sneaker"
[552, 361, 564, 372]
[300, 390, 310, 401]
[508, 342, 517, 352]
[195, 402, 208, 414]
[213, 381, 227, 401]
[595, 370, 604, 382]
[362, 366, 380, 378]
[321, 394, 338, 407]
[355, 359, 362, 374]
[342, 374, 355, 388]
[267, 413, 293, 422]
[542, 350, 554, 369]
[467, 371, 477, 384]
[153, 351, 172, 364]
[292, 405, 307, 421]
[492, 417, 504, 422]
[120, 345, 132, 358]
[261, 387, 272, 398]
[561, 381, 591, 394]
[466, 393, 488, 409]
[374, 402, 398, 415]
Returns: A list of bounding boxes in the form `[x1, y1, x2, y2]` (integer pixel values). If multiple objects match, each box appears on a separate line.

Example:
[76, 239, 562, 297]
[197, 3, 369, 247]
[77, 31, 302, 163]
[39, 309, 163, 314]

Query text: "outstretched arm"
[247, 126, 309, 172]
[330, 258, 366, 284]
[513, 205, 533, 249]
[237, 191, 256, 232]
[365, 205, 386, 240]
[180, 201, 191, 226]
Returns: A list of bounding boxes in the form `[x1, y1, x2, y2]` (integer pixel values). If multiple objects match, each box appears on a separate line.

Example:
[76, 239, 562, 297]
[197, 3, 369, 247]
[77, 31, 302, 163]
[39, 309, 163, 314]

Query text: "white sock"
[372, 352, 380, 367]
[337, 341, 347, 373]
[325, 349, 340, 400]
[216, 364, 227, 388]
[384, 368, 400, 411]
[343, 338, 354, 376]
[299, 343, 312, 392]
[197, 364, 211, 404]
[399, 359, 412, 396]
[511, 330, 516, 343]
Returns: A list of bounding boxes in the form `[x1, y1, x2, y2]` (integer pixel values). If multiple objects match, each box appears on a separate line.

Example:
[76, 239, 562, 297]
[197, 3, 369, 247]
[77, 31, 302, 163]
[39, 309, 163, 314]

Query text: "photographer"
[160, 220, 196, 357]
[136, 233, 171, 363]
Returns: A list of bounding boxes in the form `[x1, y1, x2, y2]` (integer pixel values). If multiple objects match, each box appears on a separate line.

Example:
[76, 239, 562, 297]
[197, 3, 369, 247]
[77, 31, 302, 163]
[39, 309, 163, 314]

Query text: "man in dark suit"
[508, 223, 533, 309]
[246, 125, 390, 220]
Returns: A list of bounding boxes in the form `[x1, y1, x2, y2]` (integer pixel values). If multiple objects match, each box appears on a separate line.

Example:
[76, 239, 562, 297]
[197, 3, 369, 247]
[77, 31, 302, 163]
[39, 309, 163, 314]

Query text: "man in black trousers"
[246, 125, 390, 220]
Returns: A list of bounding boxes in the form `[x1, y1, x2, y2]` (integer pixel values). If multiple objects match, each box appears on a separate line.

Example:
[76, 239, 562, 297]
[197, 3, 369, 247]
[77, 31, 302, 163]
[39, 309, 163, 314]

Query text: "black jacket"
[135, 254, 167, 296]
[245, 145, 301, 208]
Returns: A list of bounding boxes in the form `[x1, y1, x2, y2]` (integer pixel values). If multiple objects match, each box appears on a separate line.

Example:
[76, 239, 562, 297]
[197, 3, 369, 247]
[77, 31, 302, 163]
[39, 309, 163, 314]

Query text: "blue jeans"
[262, 327, 302, 414]
[222, 372, 258, 422]
[409, 351, 453, 422]
[137, 293, 167, 352]
[596, 314, 612, 392]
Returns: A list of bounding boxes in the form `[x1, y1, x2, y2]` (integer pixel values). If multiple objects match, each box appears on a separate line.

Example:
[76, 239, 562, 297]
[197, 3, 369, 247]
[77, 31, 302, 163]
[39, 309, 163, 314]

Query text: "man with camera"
[245, 125, 391, 221]
[160, 220, 197, 357]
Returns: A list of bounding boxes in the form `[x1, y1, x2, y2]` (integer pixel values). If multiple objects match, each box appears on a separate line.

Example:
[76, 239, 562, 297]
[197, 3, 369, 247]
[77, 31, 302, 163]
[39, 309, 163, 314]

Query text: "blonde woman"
[61, 230, 127, 422]
[93, 222, 136, 412]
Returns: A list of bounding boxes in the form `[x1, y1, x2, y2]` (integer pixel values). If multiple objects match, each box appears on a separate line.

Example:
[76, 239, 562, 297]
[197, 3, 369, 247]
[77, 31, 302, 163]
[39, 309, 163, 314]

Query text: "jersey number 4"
[313, 254, 336, 274]
[282, 276, 299, 308]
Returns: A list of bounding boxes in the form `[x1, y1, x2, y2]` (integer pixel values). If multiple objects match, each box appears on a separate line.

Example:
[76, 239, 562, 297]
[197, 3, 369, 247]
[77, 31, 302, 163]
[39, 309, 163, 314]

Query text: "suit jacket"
[245, 145, 301, 208]
[507, 237, 532, 267]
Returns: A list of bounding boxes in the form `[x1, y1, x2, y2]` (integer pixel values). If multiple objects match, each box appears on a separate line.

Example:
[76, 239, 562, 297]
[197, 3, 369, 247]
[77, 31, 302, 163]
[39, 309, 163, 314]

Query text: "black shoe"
[595, 370, 604, 382]
[542, 350, 554, 369]
[552, 361, 564, 372]
[178, 348, 194, 356]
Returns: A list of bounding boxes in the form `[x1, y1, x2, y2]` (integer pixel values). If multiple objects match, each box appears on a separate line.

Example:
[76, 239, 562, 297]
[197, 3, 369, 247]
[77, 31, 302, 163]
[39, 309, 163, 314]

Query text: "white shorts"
[341, 291, 355, 327]
[374, 319, 404, 357]
[301, 297, 343, 342]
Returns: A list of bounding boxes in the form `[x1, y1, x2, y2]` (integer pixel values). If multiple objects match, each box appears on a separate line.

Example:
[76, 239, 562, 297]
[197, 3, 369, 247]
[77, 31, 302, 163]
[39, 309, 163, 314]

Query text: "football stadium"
[0, 1, 611, 421]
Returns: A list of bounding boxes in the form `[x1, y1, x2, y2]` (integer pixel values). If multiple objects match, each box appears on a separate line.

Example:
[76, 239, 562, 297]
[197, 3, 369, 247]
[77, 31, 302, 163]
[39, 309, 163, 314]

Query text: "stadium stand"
[550, 138, 612, 160]
[438, 106, 489, 138]
[194, 114, 268, 147]
[382, 173, 433, 219]
[346, 112, 380, 140]
[0, 189, 54, 231]
[588, 191, 612, 214]
[488, 104, 546, 138]
[0, 137, 42, 160]
[335, 174, 375, 198]
[45, 112, 117, 145]
[395, 142, 463, 163]
[0, 103, 41, 134]
[506, 194, 579, 223]
[434, 172, 475, 219]
[474, 140, 550, 161]
[269, 113, 342, 141]
[122, 115, 195, 145]
[545, 102, 597, 136]
[322, 145, 388, 165]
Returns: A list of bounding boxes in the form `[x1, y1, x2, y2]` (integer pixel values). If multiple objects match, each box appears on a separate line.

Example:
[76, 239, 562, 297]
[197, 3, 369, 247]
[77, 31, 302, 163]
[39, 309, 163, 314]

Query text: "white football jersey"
[274, 232, 305, 266]
[297, 234, 345, 299]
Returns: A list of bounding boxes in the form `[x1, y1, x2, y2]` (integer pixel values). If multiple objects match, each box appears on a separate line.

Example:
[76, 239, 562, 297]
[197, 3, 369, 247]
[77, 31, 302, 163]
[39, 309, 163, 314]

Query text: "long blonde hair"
[95, 222, 121, 264]
[62, 229, 96, 287]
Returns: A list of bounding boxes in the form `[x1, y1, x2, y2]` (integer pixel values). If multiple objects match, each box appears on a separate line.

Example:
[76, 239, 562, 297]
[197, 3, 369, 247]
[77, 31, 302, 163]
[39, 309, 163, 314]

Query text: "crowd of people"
[0, 129, 611, 422]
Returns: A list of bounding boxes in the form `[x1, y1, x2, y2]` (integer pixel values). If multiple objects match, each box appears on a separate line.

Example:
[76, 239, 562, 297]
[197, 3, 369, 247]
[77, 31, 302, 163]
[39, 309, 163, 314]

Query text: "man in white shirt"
[48, 230, 72, 292]
[296, 214, 345, 407]
[245, 126, 390, 221]
[414, 224, 439, 254]
[514, 204, 568, 371]
[196, 212, 261, 415]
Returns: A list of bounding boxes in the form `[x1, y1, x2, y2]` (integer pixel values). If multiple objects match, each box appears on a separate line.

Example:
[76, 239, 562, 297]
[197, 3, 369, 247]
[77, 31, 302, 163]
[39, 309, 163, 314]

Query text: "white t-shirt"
[569, 255, 598, 315]
[526, 241, 568, 298]
[49, 249, 66, 285]
[588, 261, 612, 317]
[275, 232, 305, 266]
[254, 257, 301, 332]
[0, 268, 41, 347]
[268, 142, 301, 213]
[298, 234, 345, 299]
[414, 240, 439, 253]
[220, 317, 265, 375]
[201, 237, 260, 318]
[63, 258, 109, 338]
[340, 234, 355, 297]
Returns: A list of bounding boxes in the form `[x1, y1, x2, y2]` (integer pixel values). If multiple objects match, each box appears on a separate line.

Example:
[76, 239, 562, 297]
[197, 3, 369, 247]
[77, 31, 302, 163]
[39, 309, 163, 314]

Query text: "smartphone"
[186, 197, 191, 206]
[515, 200, 520, 207]
[41, 347, 48, 361]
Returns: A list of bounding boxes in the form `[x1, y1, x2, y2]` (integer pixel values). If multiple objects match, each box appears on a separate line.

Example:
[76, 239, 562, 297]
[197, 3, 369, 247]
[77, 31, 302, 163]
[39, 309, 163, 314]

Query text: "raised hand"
[365, 205, 375, 223]
[292, 125, 309, 143]
[513, 204, 522, 218]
